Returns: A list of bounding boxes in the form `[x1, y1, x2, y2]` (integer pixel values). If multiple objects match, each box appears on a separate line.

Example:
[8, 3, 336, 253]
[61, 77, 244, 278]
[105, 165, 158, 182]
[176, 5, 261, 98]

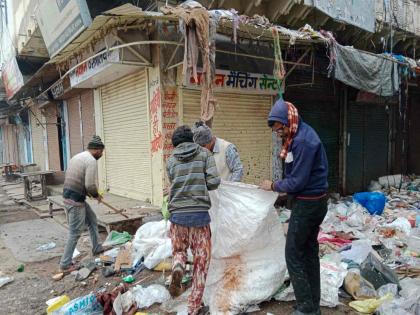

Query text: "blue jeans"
[60, 202, 101, 269]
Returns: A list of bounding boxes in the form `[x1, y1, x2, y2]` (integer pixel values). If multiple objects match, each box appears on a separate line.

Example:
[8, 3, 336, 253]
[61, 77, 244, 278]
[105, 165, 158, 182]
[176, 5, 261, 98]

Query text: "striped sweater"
[63, 151, 99, 204]
[166, 142, 220, 214]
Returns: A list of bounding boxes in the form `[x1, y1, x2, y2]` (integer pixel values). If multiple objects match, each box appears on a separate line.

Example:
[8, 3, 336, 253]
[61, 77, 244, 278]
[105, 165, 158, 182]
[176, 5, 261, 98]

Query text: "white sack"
[203, 182, 287, 314]
[132, 220, 172, 269]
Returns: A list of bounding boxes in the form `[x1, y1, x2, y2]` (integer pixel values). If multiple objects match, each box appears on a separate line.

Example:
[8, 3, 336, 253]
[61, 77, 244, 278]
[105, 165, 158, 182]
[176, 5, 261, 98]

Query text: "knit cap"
[192, 121, 213, 145]
[87, 135, 105, 149]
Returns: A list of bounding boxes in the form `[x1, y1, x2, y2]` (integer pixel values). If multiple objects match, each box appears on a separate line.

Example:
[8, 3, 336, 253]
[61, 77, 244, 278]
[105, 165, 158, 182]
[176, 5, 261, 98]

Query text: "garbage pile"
[277, 174, 420, 314]
[44, 175, 419, 315]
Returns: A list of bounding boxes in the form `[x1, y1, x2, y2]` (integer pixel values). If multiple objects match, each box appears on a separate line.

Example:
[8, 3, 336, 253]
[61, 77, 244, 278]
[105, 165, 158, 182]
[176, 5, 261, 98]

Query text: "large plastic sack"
[50, 293, 103, 315]
[203, 182, 286, 314]
[132, 220, 171, 269]
[353, 192, 386, 215]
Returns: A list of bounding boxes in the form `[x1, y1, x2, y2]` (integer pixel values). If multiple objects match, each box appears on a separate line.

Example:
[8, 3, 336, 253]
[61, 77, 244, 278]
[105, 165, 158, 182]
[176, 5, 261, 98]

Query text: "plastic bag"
[353, 192, 386, 215]
[103, 231, 131, 247]
[161, 196, 170, 221]
[319, 257, 348, 307]
[0, 275, 13, 288]
[360, 253, 400, 290]
[377, 284, 398, 298]
[384, 217, 412, 236]
[50, 293, 103, 315]
[132, 284, 170, 309]
[131, 220, 171, 269]
[349, 293, 393, 314]
[46, 296, 70, 314]
[344, 272, 377, 300]
[276, 255, 348, 307]
[340, 240, 372, 264]
[204, 182, 286, 314]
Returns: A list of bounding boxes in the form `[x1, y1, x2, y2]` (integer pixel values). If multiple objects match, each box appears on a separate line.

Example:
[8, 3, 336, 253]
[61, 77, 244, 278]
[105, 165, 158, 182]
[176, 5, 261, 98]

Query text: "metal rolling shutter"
[346, 103, 389, 193]
[30, 106, 46, 170]
[101, 70, 152, 201]
[182, 89, 272, 184]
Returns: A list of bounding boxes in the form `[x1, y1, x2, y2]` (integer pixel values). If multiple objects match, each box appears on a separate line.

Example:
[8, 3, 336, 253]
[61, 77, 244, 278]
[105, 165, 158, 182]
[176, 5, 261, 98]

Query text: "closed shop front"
[30, 106, 47, 170]
[100, 70, 152, 201]
[181, 89, 273, 184]
[346, 103, 390, 193]
[66, 90, 95, 157]
[285, 72, 341, 192]
[2, 124, 19, 164]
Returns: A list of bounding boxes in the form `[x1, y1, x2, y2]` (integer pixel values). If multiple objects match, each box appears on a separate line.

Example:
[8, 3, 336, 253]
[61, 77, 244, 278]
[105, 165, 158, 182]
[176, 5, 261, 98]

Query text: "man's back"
[167, 142, 220, 214]
[63, 151, 97, 203]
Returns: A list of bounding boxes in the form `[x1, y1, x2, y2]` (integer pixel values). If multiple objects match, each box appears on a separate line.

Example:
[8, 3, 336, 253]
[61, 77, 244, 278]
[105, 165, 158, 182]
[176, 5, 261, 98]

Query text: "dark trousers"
[285, 196, 328, 313]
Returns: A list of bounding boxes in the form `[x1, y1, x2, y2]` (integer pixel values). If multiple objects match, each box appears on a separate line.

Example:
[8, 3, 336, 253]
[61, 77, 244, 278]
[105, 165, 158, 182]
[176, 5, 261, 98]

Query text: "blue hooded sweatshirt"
[268, 99, 329, 196]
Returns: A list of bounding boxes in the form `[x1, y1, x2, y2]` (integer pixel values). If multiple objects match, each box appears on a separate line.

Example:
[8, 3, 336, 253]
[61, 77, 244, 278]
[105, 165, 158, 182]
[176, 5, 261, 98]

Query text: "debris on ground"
[38, 175, 419, 315]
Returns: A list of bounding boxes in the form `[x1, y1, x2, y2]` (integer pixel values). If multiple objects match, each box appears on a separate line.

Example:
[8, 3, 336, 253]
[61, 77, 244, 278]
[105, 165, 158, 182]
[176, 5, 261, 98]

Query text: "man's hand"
[163, 186, 170, 197]
[259, 180, 274, 191]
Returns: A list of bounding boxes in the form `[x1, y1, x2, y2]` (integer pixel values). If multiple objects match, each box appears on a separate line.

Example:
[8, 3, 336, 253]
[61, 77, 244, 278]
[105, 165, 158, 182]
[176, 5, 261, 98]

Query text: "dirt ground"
[0, 187, 358, 315]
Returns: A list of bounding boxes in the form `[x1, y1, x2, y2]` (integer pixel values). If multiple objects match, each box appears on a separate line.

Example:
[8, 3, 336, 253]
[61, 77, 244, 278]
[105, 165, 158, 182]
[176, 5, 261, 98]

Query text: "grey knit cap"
[87, 135, 105, 149]
[192, 121, 213, 145]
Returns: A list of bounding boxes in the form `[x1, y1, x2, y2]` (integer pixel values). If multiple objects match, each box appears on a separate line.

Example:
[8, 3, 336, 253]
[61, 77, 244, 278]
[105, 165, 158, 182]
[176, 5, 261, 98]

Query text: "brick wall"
[44, 103, 61, 171]
[67, 96, 83, 157]
[81, 90, 95, 149]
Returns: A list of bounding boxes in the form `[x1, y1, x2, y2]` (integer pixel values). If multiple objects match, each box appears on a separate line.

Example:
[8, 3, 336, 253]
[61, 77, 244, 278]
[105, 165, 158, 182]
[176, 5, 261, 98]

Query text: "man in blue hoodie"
[260, 99, 328, 315]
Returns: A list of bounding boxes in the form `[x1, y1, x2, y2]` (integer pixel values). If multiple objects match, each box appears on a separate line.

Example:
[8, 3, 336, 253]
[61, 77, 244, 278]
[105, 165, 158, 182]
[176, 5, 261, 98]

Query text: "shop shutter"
[101, 70, 152, 201]
[285, 71, 341, 192]
[346, 103, 389, 193]
[30, 106, 46, 170]
[182, 89, 272, 184]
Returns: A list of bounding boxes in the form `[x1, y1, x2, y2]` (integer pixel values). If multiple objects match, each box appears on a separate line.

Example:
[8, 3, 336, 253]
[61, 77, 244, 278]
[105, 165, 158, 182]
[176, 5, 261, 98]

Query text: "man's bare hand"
[259, 180, 273, 191]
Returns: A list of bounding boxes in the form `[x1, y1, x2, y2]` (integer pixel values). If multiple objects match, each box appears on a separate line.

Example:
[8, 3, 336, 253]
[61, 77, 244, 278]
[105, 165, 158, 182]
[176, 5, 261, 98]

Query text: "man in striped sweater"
[166, 125, 220, 315]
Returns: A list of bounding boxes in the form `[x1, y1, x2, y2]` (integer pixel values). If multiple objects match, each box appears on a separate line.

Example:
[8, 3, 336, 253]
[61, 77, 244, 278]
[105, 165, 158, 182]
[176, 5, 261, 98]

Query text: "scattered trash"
[102, 266, 115, 278]
[353, 192, 386, 215]
[122, 275, 135, 283]
[344, 272, 377, 300]
[408, 228, 420, 253]
[103, 231, 132, 247]
[17, 264, 24, 272]
[360, 253, 400, 290]
[50, 293, 103, 315]
[72, 248, 81, 259]
[132, 284, 171, 309]
[154, 261, 171, 272]
[76, 260, 97, 281]
[319, 255, 348, 307]
[46, 295, 70, 314]
[37, 242, 57, 251]
[131, 220, 172, 269]
[0, 275, 14, 288]
[340, 239, 372, 264]
[349, 293, 393, 314]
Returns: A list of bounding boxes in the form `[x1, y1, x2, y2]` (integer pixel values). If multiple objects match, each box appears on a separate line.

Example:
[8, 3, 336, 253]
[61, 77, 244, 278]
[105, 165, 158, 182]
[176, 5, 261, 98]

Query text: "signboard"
[185, 69, 282, 95]
[1, 57, 24, 99]
[69, 49, 120, 87]
[308, 0, 375, 33]
[36, 0, 92, 57]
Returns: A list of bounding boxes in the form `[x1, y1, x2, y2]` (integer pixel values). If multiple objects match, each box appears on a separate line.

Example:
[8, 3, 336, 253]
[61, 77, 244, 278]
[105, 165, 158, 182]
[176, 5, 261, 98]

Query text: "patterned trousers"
[170, 223, 211, 315]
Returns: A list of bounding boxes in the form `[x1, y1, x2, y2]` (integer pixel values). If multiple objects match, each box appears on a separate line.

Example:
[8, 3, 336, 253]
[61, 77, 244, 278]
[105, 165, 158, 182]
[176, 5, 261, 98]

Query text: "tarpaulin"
[333, 44, 399, 96]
